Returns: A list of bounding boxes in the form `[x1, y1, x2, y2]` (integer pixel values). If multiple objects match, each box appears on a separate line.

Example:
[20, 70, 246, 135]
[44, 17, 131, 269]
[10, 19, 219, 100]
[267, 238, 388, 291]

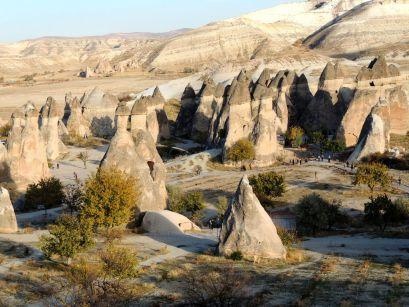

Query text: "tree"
[286, 126, 304, 148]
[322, 139, 346, 153]
[77, 151, 89, 169]
[81, 167, 139, 229]
[353, 162, 392, 194]
[40, 215, 94, 263]
[215, 196, 228, 220]
[364, 195, 409, 231]
[226, 139, 255, 165]
[249, 171, 286, 202]
[25, 177, 65, 213]
[64, 182, 84, 214]
[295, 193, 347, 235]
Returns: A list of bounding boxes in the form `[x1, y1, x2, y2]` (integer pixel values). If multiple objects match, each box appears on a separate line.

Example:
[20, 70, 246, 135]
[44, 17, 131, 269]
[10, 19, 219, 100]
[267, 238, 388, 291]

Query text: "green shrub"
[295, 193, 347, 235]
[100, 244, 139, 279]
[364, 195, 409, 231]
[353, 162, 392, 194]
[361, 152, 409, 171]
[226, 139, 255, 164]
[169, 189, 205, 222]
[286, 126, 304, 148]
[40, 215, 94, 263]
[24, 177, 65, 212]
[215, 196, 228, 220]
[249, 171, 285, 204]
[229, 251, 243, 261]
[64, 182, 84, 214]
[322, 139, 346, 153]
[81, 167, 139, 229]
[0, 123, 11, 138]
[309, 131, 325, 145]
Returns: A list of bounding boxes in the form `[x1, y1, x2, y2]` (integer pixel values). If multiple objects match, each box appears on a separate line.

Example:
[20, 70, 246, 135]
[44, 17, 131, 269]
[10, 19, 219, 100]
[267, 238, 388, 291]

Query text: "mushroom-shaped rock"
[142, 210, 200, 235]
[218, 176, 286, 260]
[0, 187, 18, 233]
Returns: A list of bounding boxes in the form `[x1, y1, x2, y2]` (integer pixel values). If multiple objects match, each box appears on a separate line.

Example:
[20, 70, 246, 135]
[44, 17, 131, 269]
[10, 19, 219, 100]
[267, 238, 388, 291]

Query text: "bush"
[215, 196, 228, 220]
[64, 182, 84, 214]
[81, 167, 139, 229]
[249, 171, 285, 204]
[169, 190, 205, 222]
[353, 162, 392, 194]
[364, 195, 409, 231]
[229, 251, 243, 261]
[322, 139, 346, 153]
[277, 227, 299, 247]
[309, 131, 325, 145]
[24, 177, 65, 212]
[100, 244, 139, 279]
[295, 193, 347, 235]
[40, 215, 94, 263]
[286, 126, 304, 148]
[361, 152, 409, 171]
[226, 139, 255, 164]
[0, 123, 11, 138]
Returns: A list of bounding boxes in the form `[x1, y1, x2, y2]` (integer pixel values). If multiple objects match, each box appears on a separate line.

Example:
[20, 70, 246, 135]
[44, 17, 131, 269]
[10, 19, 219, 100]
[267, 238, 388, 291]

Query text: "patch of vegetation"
[249, 171, 285, 207]
[353, 162, 392, 194]
[364, 195, 409, 231]
[40, 215, 95, 263]
[81, 167, 139, 228]
[226, 139, 255, 164]
[390, 133, 409, 149]
[277, 227, 300, 247]
[167, 185, 205, 222]
[0, 123, 11, 138]
[64, 135, 105, 148]
[24, 177, 65, 212]
[362, 152, 409, 170]
[100, 244, 139, 279]
[229, 251, 243, 261]
[215, 196, 228, 220]
[295, 193, 348, 235]
[322, 139, 346, 153]
[286, 126, 304, 148]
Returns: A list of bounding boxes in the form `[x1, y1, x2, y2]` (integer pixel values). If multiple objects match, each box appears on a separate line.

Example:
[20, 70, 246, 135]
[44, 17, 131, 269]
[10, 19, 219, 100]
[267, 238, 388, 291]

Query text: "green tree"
[81, 167, 139, 229]
[353, 162, 392, 194]
[322, 139, 346, 153]
[249, 171, 286, 202]
[24, 177, 65, 213]
[295, 193, 347, 235]
[40, 215, 94, 263]
[286, 126, 304, 148]
[226, 139, 255, 165]
[77, 151, 89, 169]
[64, 182, 84, 214]
[215, 196, 228, 220]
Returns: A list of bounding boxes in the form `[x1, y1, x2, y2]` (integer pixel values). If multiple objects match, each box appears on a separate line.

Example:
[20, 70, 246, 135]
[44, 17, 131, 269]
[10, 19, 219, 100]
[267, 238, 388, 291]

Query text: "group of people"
[290, 158, 309, 166]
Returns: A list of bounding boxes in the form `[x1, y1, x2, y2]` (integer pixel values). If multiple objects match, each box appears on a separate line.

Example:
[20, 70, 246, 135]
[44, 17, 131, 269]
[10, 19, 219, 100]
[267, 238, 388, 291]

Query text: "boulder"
[142, 210, 200, 235]
[0, 187, 18, 233]
[218, 176, 286, 260]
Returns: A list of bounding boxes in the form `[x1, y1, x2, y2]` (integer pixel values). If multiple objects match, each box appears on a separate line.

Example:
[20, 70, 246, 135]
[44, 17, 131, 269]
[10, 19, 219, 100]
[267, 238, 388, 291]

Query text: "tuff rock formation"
[39, 97, 67, 160]
[0, 187, 18, 233]
[218, 176, 286, 260]
[81, 87, 119, 138]
[66, 96, 90, 138]
[142, 210, 200, 235]
[175, 84, 198, 137]
[6, 104, 49, 190]
[337, 56, 408, 147]
[100, 102, 167, 213]
[130, 87, 170, 143]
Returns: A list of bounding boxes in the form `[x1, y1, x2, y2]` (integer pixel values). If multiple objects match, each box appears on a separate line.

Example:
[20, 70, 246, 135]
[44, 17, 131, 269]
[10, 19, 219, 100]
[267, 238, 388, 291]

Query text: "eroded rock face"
[81, 87, 119, 138]
[6, 105, 50, 190]
[0, 187, 18, 233]
[218, 176, 286, 260]
[100, 103, 167, 213]
[39, 97, 67, 160]
[66, 97, 90, 138]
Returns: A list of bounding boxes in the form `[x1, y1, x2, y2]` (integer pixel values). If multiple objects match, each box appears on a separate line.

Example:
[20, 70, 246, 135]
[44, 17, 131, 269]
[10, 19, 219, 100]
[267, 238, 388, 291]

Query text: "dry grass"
[390, 133, 409, 149]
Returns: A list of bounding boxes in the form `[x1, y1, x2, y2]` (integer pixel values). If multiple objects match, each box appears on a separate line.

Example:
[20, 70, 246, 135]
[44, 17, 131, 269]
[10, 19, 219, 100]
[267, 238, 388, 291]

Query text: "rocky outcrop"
[337, 57, 408, 147]
[0, 187, 18, 233]
[100, 103, 167, 213]
[39, 97, 67, 160]
[218, 176, 286, 260]
[94, 59, 114, 75]
[81, 87, 119, 138]
[6, 104, 50, 190]
[66, 97, 90, 138]
[142, 210, 200, 235]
